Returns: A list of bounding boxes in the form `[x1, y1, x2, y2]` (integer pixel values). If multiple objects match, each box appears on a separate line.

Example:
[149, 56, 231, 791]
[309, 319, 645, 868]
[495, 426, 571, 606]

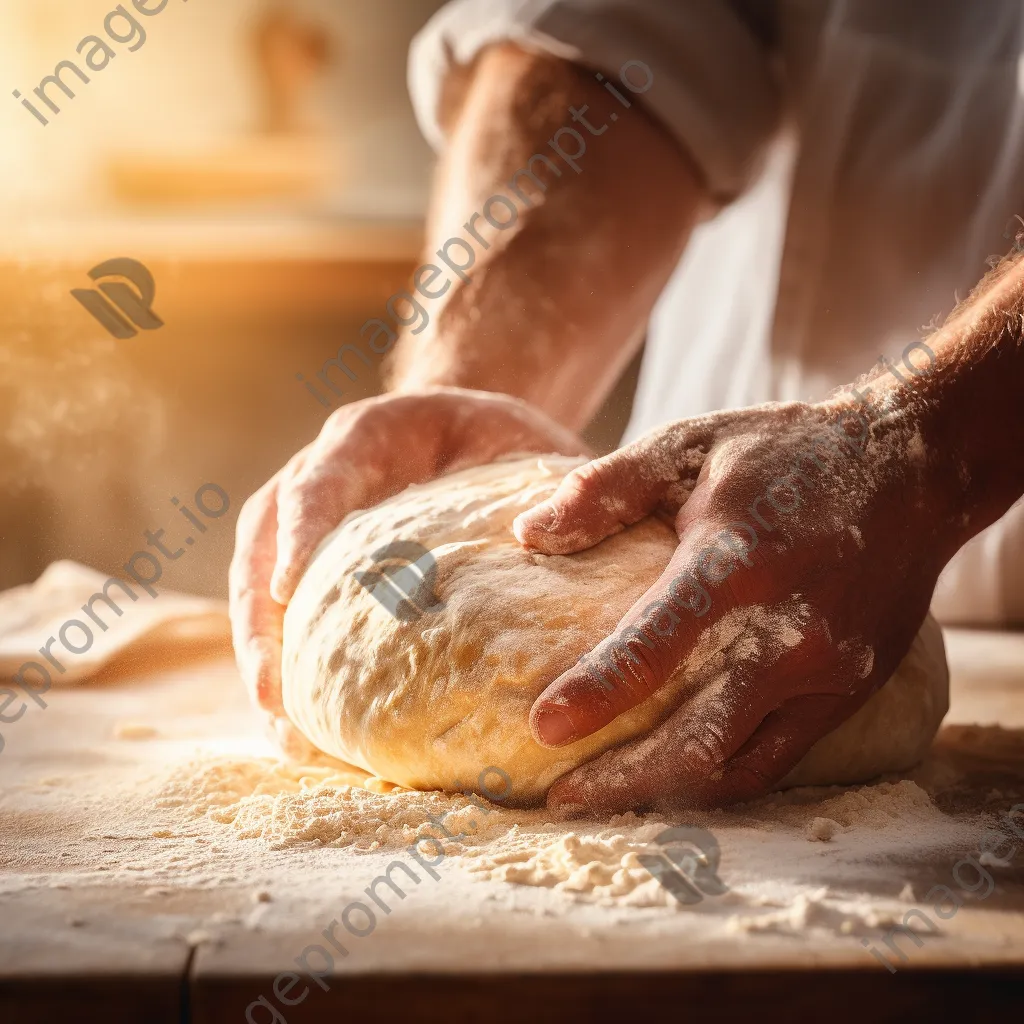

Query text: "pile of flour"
[150, 739, 1005, 917]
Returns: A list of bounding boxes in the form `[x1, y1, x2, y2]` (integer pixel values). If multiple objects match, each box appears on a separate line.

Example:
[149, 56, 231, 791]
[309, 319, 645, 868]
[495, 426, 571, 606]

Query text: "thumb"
[544, 621, 849, 814]
[528, 531, 757, 747]
[544, 661, 782, 813]
[512, 442, 686, 556]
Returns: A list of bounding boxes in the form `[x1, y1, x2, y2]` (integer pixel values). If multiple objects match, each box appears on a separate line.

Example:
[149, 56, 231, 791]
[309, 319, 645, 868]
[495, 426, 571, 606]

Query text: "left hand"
[228, 387, 586, 755]
[513, 395, 956, 813]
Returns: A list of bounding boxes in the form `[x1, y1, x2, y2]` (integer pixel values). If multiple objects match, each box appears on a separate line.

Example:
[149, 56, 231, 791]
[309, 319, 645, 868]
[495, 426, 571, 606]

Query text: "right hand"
[229, 386, 587, 751]
[512, 396, 950, 812]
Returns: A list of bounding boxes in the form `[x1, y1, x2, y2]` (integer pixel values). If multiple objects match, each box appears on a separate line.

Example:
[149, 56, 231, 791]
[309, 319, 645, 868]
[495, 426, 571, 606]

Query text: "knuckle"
[280, 456, 321, 499]
[558, 666, 620, 716]
[278, 472, 334, 530]
[564, 457, 623, 511]
[324, 398, 365, 431]
[685, 730, 726, 768]
[598, 648, 666, 711]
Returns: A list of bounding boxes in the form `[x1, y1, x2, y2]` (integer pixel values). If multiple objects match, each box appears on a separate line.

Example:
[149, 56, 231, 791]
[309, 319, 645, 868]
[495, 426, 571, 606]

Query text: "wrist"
[382, 324, 465, 394]
[824, 366, 965, 568]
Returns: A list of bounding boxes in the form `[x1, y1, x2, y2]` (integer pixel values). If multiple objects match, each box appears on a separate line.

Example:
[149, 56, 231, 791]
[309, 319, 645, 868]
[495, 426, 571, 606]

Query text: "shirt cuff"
[408, 0, 782, 201]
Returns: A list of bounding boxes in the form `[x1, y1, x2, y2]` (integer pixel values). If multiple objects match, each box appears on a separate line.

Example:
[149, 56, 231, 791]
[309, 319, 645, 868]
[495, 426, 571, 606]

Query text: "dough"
[282, 455, 948, 805]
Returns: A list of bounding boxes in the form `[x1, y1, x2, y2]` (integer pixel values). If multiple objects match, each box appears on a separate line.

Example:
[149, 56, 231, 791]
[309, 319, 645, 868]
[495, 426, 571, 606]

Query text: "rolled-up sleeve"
[408, 0, 782, 201]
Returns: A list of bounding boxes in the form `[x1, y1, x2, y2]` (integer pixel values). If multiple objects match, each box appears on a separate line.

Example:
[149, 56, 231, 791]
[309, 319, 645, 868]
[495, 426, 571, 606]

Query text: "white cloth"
[409, 0, 1024, 624]
[0, 561, 229, 686]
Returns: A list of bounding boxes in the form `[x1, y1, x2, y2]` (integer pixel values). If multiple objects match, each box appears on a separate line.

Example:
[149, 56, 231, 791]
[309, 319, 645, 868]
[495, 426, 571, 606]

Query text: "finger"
[271, 391, 589, 603]
[512, 445, 671, 556]
[529, 528, 783, 747]
[270, 430, 371, 604]
[547, 630, 866, 814]
[229, 478, 287, 716]
[545, 652, 793, 814]
[441, 388, 593, 467]
[702, 690, 873, 806]
[512, 420, 716, 555]
[271, 404, 445, 603]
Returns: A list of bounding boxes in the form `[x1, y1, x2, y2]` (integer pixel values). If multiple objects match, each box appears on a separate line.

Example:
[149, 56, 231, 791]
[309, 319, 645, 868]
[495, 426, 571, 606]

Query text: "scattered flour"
[153, 758, 680, 904]
[805, 817, 840, 842]
[6, 721, 1018, 951]
[142, 746, 1004, 922]
[461, 822, 683, 908]
[156, 758, 444, 851]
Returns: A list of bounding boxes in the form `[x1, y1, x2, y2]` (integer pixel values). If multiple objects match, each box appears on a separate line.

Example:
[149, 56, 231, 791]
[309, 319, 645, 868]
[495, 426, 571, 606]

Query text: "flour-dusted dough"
[282, 455, 949, 805]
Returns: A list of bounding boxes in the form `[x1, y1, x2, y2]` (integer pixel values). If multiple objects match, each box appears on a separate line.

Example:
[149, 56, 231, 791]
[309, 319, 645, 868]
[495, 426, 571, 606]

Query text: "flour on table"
[144, 743, 993, 920]
[5, 722, 1020, 961]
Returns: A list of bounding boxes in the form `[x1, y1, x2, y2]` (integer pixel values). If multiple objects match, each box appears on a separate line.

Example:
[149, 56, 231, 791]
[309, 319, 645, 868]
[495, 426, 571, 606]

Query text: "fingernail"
[547, 790, 584, 814]
[525, 503, 557, 531]
[547, 775, 599, 816]
[534, 708, 577, 746]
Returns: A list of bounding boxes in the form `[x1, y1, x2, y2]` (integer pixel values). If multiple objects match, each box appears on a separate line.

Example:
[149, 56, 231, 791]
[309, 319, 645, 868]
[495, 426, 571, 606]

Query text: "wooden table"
[2, 628, 1024, 1023]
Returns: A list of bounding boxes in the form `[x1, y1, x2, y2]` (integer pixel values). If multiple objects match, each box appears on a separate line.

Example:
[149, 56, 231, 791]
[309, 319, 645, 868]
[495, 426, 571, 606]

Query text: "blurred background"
[0, 0, 641, 597]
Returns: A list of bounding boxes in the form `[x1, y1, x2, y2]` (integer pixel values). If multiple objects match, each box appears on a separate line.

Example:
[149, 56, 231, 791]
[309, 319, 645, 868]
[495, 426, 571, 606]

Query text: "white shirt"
[409, 0, 1024, 625]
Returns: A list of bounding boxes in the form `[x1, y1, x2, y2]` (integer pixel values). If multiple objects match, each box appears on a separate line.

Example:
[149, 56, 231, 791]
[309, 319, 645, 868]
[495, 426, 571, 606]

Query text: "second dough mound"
[282, 455, 949, 805]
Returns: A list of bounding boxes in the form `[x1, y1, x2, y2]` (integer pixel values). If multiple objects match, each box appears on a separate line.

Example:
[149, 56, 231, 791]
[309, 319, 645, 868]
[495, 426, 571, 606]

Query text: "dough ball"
[780, 611, 948, 788]
[282, 455, 948, 805]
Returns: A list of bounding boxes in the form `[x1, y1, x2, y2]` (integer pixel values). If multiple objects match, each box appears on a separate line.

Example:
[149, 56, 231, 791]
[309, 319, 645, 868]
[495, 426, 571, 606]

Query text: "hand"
[514, 394, 957, 813]
[229, 386, 587, 750]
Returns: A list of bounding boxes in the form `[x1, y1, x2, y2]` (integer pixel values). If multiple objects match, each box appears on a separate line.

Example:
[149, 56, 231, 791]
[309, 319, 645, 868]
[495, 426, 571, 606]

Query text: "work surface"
[2, 629, 1024, 1023]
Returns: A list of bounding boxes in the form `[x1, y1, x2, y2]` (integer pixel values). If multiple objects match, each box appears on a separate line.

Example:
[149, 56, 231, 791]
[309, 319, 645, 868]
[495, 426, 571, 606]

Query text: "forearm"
[925, 256, 1024, 543]
[386, 43, 704, 431]
[856, 253, 1024, 562]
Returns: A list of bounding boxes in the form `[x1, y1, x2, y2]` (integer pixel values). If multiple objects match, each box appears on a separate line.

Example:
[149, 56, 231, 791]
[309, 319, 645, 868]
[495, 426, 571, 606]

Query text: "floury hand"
[229, 387, 587, 750]
[514, 382, 953, 812]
